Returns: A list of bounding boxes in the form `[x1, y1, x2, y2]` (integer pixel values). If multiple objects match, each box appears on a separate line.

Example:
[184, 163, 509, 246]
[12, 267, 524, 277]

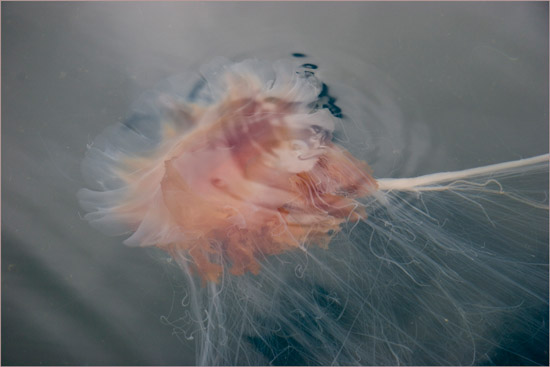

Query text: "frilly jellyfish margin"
[77, 57, 549, 365]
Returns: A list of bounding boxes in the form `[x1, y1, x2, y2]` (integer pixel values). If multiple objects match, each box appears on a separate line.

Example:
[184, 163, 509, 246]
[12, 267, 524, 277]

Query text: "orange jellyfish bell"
[78, 58, 378, 283]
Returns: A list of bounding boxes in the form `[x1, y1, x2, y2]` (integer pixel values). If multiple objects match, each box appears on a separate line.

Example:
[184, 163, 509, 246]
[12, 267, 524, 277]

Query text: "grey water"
[2, 2, 548, 365]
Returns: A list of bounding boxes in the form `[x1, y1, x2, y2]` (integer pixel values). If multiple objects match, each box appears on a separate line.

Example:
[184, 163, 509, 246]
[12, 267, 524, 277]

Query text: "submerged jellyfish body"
[79, 58, 377, 282]
[78, 57, 549, 365]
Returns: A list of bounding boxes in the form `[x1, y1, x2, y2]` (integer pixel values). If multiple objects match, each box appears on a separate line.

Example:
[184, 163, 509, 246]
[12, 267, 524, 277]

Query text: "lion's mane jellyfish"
[78, 57, 549, 365]
[79, 58, 377, 283]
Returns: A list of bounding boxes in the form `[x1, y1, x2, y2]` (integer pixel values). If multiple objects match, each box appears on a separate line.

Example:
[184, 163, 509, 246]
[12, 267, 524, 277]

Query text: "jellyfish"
[77, 57, 549, 365]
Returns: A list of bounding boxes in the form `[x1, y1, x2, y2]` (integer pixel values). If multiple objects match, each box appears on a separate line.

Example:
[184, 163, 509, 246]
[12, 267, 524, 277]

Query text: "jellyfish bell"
[78, 58, 378, 283]
[78, 57, 549, 365]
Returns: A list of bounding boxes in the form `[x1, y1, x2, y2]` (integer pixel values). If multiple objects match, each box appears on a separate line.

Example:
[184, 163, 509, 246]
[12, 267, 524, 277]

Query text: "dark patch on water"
[301, 63, 318, 70]
[310, 83, 343, 119]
